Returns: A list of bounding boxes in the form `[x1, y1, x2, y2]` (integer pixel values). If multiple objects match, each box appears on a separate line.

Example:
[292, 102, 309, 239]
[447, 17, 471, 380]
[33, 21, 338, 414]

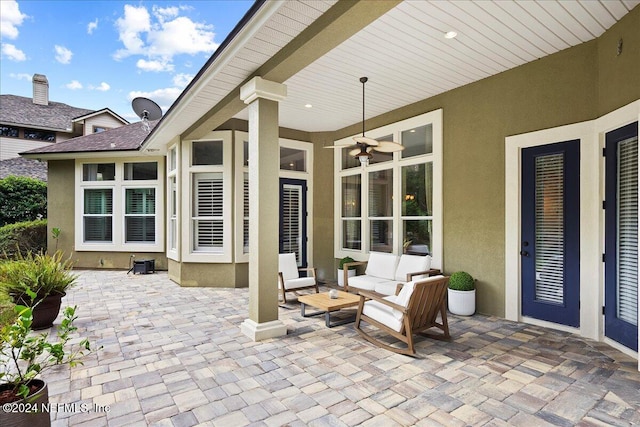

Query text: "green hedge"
[0, 176, 47, 226]
[0, 219, 47, 259]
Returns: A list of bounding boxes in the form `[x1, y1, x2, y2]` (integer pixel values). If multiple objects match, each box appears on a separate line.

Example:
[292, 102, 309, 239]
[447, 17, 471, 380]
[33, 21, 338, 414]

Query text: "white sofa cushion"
[394, 255, 431, 282]
[374, 281, 402, 296]
[348, 275, 388, 291]
[382, 281, 415, 320]
[365, 252, 399, 281]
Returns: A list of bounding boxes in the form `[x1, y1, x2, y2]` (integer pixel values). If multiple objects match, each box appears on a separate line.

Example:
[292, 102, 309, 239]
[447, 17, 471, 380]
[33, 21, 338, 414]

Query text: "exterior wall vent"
[32, 74, 49, 106]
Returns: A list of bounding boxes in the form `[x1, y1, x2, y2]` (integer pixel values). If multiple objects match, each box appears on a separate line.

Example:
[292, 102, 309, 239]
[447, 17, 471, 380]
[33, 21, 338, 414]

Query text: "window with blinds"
[125, 188, 155, 242]
[281, 184, 302, 261]
[83, 188, 113, 242]
[193, 173, 224, 252]
[243, 172, 249, 254]
[169, 177, 177, 251]
[534, 153, 565, 304]
[617, 136, 638, 325]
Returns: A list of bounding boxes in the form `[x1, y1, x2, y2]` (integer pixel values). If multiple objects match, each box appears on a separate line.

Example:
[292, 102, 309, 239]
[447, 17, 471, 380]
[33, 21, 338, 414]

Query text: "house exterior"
[22, 1, 639, 368]
[1, 74, 128, 160]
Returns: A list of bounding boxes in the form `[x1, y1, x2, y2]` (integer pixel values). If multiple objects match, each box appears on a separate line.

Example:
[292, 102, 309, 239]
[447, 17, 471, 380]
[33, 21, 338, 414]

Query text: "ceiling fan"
[325, 77, 404, 166]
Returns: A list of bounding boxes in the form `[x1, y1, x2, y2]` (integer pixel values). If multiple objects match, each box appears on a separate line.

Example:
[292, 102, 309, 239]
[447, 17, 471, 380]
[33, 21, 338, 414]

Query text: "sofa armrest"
[405, 268, 441, 282]
[343, 261, 368, 291]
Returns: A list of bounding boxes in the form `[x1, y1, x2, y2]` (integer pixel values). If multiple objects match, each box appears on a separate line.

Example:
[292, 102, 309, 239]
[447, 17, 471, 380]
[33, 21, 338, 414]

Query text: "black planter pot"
[14, 293, 65, 330]
[0, 379, 51, 427]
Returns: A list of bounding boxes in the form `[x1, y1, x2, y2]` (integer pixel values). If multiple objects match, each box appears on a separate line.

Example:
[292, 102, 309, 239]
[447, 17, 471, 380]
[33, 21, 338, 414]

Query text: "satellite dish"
[132, 97, 162, 121]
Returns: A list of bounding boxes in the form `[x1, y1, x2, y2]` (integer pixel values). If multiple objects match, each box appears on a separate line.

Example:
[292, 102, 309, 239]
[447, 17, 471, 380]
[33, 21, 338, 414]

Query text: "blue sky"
[0, 0, 254, 122]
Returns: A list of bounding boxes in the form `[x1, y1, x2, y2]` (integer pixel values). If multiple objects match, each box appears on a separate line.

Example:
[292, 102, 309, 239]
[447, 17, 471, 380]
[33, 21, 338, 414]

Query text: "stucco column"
[239, 77, 288, 341]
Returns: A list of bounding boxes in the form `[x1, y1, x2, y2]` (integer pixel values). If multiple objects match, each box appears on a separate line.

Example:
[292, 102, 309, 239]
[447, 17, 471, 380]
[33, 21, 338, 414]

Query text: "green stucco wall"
[169, 260, 248, 288]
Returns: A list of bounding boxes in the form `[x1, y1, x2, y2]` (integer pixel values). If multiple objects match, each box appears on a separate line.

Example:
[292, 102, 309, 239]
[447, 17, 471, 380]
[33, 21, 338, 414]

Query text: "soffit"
[234, 0, 639, 132]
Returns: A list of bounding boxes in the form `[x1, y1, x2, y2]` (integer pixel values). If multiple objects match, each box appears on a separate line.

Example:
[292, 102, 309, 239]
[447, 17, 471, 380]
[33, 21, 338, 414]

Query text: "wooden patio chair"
[278, 253, 319, 303]
[354, 275, 450, 355]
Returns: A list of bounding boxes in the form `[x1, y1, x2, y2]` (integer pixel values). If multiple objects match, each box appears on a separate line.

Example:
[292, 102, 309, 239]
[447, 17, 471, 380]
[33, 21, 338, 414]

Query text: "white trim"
[240, 77, 287, 104]
[181, 131, 233, 263]
[505, 99, 639, 369]
[333, 109, 443, 270]
[240, 318, 287, 341]
[74, 157, 165, 252]
[166, 143, 180, 261]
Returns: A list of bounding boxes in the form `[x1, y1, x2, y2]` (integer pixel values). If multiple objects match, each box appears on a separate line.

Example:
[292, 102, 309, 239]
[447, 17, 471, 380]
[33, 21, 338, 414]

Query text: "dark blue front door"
[279, 178, 307, 267]
[521, 140, 580, 327]
[604, 122, 638, 351]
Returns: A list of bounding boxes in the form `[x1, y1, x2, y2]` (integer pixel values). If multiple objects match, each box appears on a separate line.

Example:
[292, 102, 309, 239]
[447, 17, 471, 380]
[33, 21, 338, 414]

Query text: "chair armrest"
[358, 289, 408, 313]
[405, 269, 441, 282]
[343, 261, 368, 291]
[298, 267, 317, 278]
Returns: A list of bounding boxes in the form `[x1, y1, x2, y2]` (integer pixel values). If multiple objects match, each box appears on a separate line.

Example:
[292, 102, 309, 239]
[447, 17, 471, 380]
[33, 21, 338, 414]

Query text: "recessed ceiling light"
[305, 104, 312, 108]
[444, 31, 458, 39]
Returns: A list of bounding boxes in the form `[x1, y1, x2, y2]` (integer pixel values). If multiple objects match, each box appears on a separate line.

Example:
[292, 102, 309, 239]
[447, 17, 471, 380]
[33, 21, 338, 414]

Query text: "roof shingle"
[0, 94, 94, 131]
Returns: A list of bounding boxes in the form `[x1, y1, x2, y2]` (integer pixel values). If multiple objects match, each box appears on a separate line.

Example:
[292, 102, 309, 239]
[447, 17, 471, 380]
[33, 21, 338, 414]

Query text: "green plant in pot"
[0, 251, 77, 329]
[0, 290, 96, 427]
[338, 256, 356, 287]
[447, 271, 476, 316]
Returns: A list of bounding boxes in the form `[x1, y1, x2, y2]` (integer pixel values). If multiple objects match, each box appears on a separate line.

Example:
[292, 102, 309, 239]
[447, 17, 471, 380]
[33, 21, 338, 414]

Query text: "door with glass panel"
[604, 122, 638, 351]
[279, 178, 307, 267]
[521, 140, 580, 327]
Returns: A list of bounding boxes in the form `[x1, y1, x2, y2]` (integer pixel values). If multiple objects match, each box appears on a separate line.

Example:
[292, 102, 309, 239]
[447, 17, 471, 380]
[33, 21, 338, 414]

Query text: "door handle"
[520, 250, 529, 257]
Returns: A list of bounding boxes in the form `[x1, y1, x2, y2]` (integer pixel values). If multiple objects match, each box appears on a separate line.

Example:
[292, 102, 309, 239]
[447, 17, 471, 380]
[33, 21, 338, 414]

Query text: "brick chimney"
[32, 74, 49, 106]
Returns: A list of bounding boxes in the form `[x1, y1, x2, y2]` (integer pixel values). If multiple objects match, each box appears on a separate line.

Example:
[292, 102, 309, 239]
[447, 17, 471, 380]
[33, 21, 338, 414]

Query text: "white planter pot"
[337, 269, 356, 286]
[448, 288, 476, 316]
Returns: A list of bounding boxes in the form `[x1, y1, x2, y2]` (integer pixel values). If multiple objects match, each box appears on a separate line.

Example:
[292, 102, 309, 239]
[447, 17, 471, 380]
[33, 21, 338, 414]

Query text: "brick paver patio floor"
[42, 270, 640, 426]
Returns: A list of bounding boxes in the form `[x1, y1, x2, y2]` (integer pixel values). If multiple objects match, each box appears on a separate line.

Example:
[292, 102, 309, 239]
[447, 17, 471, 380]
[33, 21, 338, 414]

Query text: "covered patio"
[47, 270, 639, 426]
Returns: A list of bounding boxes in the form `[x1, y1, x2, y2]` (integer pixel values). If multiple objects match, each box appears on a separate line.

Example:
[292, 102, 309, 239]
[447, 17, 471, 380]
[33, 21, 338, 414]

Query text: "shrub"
[0, 219, 47, 259]
[0, 176, 47, 226]
[339, 256, 356, 270]
[448, 271, 475, 291]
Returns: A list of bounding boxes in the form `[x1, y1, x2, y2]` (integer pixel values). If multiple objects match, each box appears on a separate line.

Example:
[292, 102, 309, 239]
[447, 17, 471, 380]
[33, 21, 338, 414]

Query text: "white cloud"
[66, 80, 83, 90]
[10, 72, 32, 81]
[87, 19, 99, 35]
[1, 43, 26, 61]
[129, 87, 181, 111]
[89, 82, 111, 92]
[0, 0, 28, 40]
[54, 45, 73, 64]
[136, 58, 174, 73]
[113, 4, 218, 73]
[172, 73, 193, 88]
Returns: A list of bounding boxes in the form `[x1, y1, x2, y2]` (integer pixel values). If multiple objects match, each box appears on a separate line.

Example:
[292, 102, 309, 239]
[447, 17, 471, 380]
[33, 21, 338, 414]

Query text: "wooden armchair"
[354, 275, 450, 355]
[278, 253, 319, 303]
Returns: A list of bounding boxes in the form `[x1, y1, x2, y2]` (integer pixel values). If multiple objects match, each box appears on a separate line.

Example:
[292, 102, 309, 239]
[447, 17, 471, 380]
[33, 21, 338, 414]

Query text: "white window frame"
[182, 131, 232, 263]
[234, 132, 314, 264]
[167, 144, 180, 261]
[334, 110, 443, 270]
[75, 157, 164, 252]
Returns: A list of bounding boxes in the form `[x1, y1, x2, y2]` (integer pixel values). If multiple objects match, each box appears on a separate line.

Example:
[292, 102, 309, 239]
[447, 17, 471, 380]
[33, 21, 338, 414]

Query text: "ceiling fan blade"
[353, 136, 379, 146]
[348, 146, 373, 156]
[372, 140, 405, 153]
[324, 140, 354, 148]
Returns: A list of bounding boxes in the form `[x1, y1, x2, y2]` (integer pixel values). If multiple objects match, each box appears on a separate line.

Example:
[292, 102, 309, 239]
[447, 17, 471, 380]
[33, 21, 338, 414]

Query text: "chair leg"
[281, 287, 287, 304]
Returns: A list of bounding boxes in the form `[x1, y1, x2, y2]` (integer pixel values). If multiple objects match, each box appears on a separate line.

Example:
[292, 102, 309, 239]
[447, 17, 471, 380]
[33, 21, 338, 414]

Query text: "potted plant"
[0, 251, 77, 329]
[447, 271, 476, 316]
[337, 256, 356, 287]
[0, 291, 96, 427]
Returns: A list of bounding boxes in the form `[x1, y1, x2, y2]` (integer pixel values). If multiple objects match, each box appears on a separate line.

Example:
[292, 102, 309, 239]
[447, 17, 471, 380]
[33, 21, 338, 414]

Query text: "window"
[334, 110, 442, 268]
[24, 129, 55, 142]
[93, 126, 108, 133]
[0, 126, 18, 137]
[76, 159, 163, 251]
[125, 162, 157, 180]
[184, 133, 232, 262]
[83, 189, 112, 242]
[125, 188, 155, 242]
[167, 146, 179, 257]
[192, 173, 223, 252]
[83, 163, 115, 181]
[280, 147, 306, 171]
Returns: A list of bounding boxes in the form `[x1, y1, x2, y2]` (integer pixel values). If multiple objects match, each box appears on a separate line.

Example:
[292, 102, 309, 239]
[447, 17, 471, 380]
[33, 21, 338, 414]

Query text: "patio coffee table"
[297, 291, 361, 328]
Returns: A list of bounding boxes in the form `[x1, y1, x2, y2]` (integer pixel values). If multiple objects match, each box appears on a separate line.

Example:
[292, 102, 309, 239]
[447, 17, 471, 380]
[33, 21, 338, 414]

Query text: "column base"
[240, 318, 288, 341]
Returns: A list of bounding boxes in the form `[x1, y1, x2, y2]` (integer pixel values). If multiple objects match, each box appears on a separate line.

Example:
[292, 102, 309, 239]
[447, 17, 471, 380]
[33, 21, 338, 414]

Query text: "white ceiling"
[234, 0, 639, 132]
